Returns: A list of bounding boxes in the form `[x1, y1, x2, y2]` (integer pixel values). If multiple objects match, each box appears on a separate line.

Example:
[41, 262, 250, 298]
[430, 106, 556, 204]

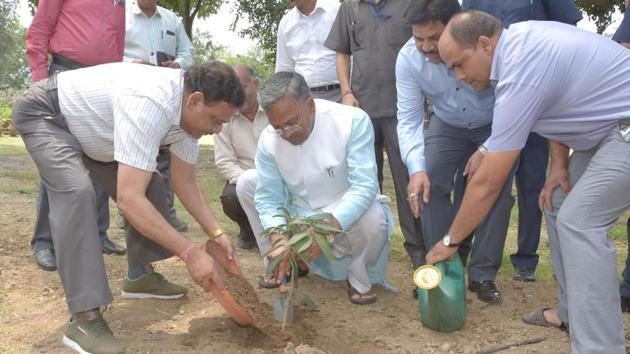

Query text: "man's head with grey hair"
[438, 10, 503, 91]
[259, 72, 311, 110]
[260, 72, 316, 145]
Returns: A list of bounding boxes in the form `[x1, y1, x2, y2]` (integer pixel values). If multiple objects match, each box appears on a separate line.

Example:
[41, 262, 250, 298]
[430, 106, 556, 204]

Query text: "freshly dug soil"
[223, 273, 295, 350]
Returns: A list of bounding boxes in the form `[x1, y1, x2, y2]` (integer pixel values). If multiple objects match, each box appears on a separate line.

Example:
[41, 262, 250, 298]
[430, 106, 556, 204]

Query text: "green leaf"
[314, 222, 341, 233]
[292, 288, 317, 310]
[266, 254, 284, 276]
[314, 234, 334, 262]
[307, 212, 334, 221]
[286, 232, 309, 246]
[295, 251, 312, 269]
[296, 237, 313, 255]
[288, 256, 299, 285]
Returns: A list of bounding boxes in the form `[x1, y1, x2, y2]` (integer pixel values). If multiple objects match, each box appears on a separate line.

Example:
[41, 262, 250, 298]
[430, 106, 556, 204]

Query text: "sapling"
[263, 208, 340, 329]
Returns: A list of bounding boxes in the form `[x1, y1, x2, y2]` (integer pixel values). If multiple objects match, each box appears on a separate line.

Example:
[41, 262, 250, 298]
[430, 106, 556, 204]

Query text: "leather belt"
[310, 83, 340, 92]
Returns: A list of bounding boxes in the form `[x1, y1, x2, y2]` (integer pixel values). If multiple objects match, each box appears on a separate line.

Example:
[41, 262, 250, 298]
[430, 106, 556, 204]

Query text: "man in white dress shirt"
[12, 62, 243, 354]
[214, 64, 269, 250]
[276, 0, 341, 101]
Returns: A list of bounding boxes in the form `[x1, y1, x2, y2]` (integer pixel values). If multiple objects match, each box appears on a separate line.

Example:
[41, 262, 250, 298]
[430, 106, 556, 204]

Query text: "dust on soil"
[2, 153, 630, 354]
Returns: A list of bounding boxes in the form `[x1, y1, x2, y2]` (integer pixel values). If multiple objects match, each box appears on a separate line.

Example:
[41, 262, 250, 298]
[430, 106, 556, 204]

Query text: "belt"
[310, 83, 340, 92]
[51, 55, 87, 70]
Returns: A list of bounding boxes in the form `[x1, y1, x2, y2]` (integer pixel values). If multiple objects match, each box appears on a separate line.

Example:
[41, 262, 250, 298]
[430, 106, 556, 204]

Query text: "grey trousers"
[421, 117, 514, 281]
[545, 128, 630, 354]
[372, 116, 425, 260]
[236, 169, 388, 293]
[13, 80, 173, 313]
[31, 59, 111, 252]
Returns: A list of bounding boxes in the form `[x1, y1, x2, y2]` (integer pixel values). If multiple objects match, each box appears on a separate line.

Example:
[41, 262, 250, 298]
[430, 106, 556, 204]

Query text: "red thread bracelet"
[179, 243, 196, 263]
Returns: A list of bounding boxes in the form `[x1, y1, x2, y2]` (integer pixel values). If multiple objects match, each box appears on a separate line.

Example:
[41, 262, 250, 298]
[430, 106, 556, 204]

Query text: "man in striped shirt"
[12, 62, 244, 354]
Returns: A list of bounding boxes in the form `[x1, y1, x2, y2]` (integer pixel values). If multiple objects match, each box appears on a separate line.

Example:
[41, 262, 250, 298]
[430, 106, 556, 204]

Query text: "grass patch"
[0, 138, 628, 285]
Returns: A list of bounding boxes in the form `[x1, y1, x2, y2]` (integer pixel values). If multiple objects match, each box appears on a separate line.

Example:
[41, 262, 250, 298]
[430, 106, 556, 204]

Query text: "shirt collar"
[234, 104, 265, 122]
[489, 28, 507, 84]
[296, 0, 327, 17]
[133, 2, 162, 18]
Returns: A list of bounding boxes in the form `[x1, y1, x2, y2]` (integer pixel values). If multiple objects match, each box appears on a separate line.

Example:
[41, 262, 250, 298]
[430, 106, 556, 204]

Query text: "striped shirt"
[123, 3, 194, 70]
[57, 62, 198, 171]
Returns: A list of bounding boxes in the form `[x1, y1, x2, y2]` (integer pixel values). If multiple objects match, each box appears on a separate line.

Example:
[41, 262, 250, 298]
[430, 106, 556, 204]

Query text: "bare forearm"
[336, 53, 352, 92]
[549, 140, 569, 169]
[447, 174, 503, 244]
[119, 195, 190, 255]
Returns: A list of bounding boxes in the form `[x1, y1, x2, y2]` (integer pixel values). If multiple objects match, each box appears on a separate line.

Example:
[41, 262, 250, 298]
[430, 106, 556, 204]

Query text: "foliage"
[193, 29, 275, 81]
[230, 0, 292, 68]
[576, 0, 626, 34]
[262, 209, 339, 329]
[0, 0, 30, 90]
[159, 0, 223, 40]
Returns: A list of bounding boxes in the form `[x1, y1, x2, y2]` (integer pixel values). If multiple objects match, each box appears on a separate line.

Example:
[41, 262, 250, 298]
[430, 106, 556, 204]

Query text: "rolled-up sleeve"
[396, 52, 426, 174]
[331, 112, 378, 231]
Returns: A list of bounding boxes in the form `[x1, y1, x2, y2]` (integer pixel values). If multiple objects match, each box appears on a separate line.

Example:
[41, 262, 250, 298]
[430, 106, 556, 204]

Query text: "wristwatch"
[442, 234, 460, 248]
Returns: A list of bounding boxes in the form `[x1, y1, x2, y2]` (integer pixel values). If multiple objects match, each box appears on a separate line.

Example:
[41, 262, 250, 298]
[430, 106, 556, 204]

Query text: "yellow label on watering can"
[413, 265, 441, 290]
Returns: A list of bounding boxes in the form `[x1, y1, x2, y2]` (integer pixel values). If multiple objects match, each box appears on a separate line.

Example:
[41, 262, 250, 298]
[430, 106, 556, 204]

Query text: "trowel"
[273, 276, 294, 326]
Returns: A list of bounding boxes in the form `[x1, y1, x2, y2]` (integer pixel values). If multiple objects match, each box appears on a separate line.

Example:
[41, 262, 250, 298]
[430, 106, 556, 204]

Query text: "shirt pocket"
[161, 28, 177, 55]
[350, 21, 367, 52]
[303, 162, 349, 210]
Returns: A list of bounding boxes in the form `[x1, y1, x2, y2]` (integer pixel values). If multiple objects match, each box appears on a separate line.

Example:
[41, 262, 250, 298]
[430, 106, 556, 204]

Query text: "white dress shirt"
[214, 106, 269, 184]
[275, 0, 340, 88]
[57, 62, 198, 171]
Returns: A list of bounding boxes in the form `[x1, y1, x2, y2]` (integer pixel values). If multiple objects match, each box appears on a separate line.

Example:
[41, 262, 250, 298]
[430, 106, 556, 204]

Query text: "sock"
[127, 265, 147, 280]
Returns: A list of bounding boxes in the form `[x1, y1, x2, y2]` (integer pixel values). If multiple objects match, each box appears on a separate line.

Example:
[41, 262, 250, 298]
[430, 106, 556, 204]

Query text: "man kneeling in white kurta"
[237, 72, 394, 304]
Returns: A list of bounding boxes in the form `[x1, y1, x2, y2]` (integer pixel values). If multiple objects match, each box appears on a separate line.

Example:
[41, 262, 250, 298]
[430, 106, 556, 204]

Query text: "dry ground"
[1, 137, 629, 353]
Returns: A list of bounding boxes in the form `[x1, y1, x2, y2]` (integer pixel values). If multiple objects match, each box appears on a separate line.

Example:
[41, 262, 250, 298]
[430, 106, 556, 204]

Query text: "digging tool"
[273, 277, 294, 327]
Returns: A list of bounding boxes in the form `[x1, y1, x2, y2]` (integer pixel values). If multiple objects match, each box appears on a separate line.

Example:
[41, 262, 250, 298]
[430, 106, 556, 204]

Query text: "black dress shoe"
[622, 296, 630, 313]
[101, 237, 126, 255]
[237, 232, 258, 250]
[468, 280, 502, 303]
[513, 267, 536, 282]
[35, 248, 57, 271]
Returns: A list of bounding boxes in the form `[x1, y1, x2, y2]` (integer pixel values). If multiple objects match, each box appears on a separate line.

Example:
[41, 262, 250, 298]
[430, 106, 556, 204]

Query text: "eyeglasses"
[271, 110, 305, 137]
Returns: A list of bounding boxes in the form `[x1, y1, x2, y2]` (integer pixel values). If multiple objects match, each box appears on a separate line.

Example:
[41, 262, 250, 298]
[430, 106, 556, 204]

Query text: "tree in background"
[230, 0, 291, 68]
[159, 0, 222, 40]
[578, 0, 626, 34]
[192, 29, 274, 81]
[0, 0, 29, 90]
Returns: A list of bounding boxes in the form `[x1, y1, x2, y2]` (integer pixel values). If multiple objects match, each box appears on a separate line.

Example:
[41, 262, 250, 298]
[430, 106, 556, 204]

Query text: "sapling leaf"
[266, 253, 285, 276]
[288, 256, 299, 285]
[292, 288, 317, 310]
[314, 222, 341, 233]
[286, 232, 309, 246]
[295, 250, 312, 269]
[262, 238, 287, 258]
[307, 212, 334, 220]
[296, 237, 313, 254]
[314, 234, 334, 262]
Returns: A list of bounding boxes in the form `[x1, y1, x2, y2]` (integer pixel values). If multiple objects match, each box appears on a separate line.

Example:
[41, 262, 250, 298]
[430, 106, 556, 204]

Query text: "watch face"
[443, 235, 451, 246]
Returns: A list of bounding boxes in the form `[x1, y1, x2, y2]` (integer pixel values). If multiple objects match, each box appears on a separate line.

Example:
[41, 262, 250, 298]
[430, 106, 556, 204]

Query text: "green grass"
[0, 136, 628, 283]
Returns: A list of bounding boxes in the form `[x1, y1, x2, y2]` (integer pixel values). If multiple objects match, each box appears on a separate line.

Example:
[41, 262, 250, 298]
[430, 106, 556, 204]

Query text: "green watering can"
[414, 254, 466, 332]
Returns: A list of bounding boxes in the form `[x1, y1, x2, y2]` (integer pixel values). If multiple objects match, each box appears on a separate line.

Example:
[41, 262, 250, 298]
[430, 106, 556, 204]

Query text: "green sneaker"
[122, 269, 188, 299]
[62, 311, 124, 354]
